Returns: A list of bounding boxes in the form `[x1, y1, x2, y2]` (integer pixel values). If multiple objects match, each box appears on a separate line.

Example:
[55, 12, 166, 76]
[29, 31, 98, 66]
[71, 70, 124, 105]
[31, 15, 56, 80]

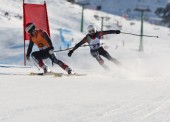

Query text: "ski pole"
[121, 32, 159, 38]
[33, 62, 40, 70]
[54, 47, 73, 52]
[54, 43, 105, 52]
[29, 57, 41, 70]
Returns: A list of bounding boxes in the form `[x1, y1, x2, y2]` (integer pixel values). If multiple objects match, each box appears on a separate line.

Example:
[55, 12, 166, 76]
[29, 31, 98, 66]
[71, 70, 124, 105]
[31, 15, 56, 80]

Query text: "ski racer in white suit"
[68, 24, 121, 69]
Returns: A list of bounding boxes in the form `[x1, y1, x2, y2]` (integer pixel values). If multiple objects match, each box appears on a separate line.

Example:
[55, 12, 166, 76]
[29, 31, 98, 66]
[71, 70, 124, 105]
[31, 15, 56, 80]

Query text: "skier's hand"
[115, 30, 120, 34]
[49, 49, 54, 55]
[68, 50, 73, 57]
[26, 55, 30, 61]
[48, 46, 55, 54]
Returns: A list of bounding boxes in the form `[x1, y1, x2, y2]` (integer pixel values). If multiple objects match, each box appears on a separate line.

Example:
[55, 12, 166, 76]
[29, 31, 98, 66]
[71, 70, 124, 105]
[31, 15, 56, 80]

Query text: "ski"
[29, 72, 63, 77]
[0, 72, 87, 77]
[0, 72, 29, 76]
[29, 72, 87, 77]
[53, 72, 87, 77]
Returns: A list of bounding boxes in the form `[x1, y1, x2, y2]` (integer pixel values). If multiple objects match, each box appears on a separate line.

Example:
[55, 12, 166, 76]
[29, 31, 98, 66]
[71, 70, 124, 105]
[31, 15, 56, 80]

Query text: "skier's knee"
[31, 52, 36, 57]
[91, 51, 99, 58]
[31, 52, 39, 60]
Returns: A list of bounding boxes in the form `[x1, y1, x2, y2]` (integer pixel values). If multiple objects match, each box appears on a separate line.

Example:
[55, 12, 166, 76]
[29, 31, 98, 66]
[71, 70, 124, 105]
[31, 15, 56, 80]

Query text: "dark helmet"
[25, 23, 36, 34]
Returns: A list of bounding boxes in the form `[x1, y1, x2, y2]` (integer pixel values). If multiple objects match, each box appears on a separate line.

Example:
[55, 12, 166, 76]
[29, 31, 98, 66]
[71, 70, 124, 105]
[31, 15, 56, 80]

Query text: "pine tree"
[67, 0, 75, 3]
[155, 3, 170, 27]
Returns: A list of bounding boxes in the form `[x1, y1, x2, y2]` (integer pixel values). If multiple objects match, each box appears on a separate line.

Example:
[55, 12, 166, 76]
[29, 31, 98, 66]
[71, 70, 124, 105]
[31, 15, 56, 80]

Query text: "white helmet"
[87, 24, 96, 34]
[25, 23, 36, 33]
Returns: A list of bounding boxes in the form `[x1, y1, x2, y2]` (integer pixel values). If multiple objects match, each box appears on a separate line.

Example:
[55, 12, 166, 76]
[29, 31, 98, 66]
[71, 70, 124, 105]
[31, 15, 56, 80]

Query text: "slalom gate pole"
[121, 32, 159, 38]
[54, 43, 105, 52]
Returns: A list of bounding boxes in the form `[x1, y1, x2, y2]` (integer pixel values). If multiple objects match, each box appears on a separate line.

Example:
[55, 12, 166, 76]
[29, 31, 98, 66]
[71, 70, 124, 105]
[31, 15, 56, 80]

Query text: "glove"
[26, 55, 30, 61]
[49, 46, 55, 54]
[115, 30, 120, 34]
[49, 49, 54, 55]
[68, 50, 73, 57]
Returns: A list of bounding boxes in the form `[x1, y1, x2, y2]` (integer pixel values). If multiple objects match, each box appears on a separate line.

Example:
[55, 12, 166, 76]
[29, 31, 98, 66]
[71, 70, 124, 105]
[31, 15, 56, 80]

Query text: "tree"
[155, 3, 170, 27]
[67, 0, 75, 3]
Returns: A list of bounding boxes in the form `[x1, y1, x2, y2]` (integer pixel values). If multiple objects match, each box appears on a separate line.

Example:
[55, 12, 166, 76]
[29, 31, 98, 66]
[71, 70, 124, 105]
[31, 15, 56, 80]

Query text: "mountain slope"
[0, 0, 170, 122]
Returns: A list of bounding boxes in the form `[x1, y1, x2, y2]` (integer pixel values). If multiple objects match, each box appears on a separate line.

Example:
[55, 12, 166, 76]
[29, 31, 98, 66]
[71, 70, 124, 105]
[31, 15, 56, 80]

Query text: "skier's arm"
[26, 39, 34, 57]
[72, 37, 87, 51]
[41, 31, 55, 61]
[68, 37, 87, 57]
[99, 30, 121, 36]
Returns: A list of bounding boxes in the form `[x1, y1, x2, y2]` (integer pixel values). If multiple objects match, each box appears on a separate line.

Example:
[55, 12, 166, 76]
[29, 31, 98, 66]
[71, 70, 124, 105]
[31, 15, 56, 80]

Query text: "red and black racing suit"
[71, 30, 120, 65]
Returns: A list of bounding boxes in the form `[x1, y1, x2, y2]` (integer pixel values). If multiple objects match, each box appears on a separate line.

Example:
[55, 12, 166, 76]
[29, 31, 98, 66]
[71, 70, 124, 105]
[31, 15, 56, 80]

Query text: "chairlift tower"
[94, 15, 110, 32]
[134, 5, 150, 51]
[94, 15, 110, 38]
[76, 0, 89, 32]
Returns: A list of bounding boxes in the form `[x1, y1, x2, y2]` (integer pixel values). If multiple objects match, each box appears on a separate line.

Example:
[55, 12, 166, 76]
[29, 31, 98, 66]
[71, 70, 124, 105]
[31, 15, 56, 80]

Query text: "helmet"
[25, 23, 36, 33]
[87, 24, 96, 34]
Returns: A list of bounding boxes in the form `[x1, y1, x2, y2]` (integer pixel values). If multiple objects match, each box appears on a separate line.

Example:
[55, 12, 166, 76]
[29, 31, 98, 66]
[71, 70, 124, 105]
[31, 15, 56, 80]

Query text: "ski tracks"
[75, 76, 170, 122]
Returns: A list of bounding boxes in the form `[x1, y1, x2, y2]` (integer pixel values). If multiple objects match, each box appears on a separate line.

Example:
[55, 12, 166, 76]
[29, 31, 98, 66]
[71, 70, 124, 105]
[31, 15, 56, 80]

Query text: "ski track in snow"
[0, 68, 170, 122]
[1, 0, 170, 122]
[74, 78, 170, 122]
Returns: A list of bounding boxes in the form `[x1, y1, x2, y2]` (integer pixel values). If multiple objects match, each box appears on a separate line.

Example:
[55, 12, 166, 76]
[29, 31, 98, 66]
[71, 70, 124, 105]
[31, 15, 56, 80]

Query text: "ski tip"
[53, 73, 63, 77]
[30, 72, 44, 76]
[67, 72, 87, 76]
[29, 72, 87, 77]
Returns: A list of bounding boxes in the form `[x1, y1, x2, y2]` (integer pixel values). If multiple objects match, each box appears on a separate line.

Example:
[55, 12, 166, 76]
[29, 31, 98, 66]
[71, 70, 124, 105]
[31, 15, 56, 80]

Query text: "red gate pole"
[23, 0, 26, 66]
[44, 1, 50, 36]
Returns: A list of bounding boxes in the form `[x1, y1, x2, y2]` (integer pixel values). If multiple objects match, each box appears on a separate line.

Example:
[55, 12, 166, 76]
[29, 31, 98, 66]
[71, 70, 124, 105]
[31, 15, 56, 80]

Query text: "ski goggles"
[88, 29, 95, 34]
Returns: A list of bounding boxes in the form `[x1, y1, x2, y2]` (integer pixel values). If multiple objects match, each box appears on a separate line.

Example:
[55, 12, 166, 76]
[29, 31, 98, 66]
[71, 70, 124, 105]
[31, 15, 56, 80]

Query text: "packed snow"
[0, 0, 170, 122]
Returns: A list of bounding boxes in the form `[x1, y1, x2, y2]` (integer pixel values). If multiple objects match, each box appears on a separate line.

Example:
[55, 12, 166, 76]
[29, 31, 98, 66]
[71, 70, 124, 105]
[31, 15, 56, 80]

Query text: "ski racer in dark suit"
[25, 23, 72, 74]
[68, 24, 120, 69]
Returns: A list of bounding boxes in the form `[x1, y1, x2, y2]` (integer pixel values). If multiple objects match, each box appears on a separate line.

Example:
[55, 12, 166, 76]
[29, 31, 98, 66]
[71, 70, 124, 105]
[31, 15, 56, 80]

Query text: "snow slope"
[0, 0, 170, 122]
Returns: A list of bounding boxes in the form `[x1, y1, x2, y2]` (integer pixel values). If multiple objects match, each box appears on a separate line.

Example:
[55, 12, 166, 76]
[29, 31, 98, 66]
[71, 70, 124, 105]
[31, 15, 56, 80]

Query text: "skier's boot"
[112, 58, 121, 66]
[101, 64, 110, 71]
[42, 65, 52, 74]
[65, 67, 72, 74]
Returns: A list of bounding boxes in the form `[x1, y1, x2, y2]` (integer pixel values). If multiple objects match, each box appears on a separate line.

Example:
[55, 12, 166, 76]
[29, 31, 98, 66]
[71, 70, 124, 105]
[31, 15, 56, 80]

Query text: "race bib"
[89, 38, 100, 50]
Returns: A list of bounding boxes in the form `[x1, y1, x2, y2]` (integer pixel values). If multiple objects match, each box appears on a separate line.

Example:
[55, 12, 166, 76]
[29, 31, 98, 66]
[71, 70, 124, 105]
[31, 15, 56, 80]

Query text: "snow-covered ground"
[0, 0, 170, 122]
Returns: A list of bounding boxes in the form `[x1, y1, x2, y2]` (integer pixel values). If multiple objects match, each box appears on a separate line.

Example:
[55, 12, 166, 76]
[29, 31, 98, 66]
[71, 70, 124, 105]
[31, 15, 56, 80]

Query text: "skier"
[68, 24, 121, 69]
[25, 23, 72, 74]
